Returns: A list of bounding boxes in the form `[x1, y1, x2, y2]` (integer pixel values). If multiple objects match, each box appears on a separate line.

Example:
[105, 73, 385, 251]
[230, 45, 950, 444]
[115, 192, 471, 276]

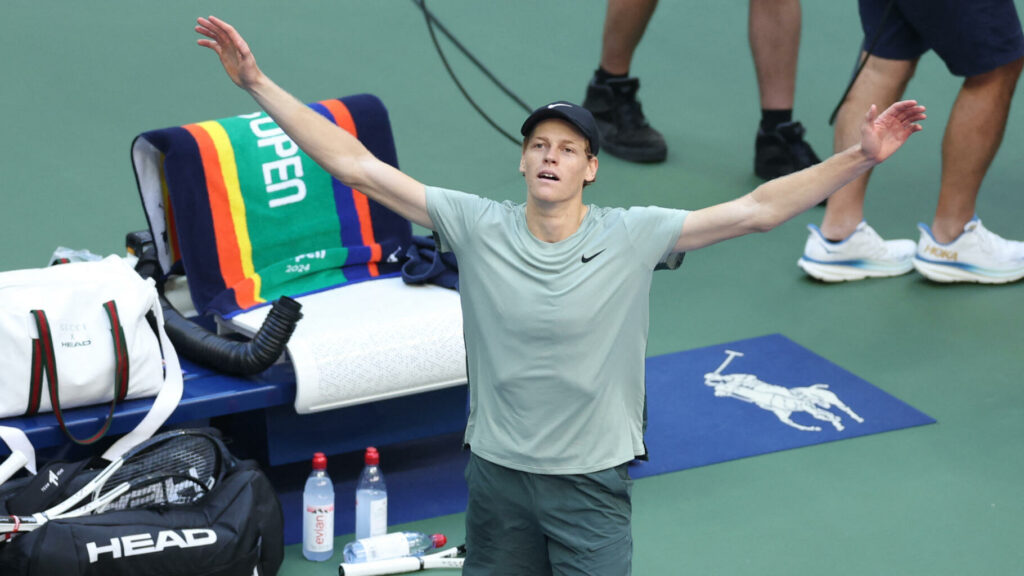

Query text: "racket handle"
[421, 557, 465, 570]
[0, 451, 28, 487]
[339, 556, 421, 576]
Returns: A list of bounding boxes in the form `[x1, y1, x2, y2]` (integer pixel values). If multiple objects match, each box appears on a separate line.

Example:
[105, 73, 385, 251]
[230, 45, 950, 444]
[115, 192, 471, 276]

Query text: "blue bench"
[0, 358, 468, 466]
[2, 94, 471, 467]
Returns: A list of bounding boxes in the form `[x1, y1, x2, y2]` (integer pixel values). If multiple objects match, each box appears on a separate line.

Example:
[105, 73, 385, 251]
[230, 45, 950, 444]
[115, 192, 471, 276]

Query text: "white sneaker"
[797, 222, 915, 282]
[913, 218, 1024, 284]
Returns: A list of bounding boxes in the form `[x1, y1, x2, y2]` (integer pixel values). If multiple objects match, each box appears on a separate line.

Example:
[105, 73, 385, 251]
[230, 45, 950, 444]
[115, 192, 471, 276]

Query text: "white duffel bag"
[0, 255, 182, 453]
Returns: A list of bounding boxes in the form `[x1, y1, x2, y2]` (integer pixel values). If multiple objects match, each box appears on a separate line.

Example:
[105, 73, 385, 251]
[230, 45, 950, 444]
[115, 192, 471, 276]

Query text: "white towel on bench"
[225, 278, 466, 414]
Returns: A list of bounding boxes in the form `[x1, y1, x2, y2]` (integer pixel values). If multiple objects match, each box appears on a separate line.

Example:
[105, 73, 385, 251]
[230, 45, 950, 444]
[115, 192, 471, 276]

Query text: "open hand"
[195, 16, 261, 90]
[860, 100, 927, 164]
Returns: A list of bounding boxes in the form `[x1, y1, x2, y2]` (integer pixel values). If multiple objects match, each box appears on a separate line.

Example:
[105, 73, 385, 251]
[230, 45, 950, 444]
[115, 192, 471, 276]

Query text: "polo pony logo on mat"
[704, 349, 864, 432]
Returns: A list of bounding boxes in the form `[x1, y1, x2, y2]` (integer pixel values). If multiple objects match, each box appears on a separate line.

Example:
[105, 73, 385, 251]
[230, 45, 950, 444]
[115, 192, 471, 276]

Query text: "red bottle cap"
[365, 446, 379, 466]
[431, 534, 447, 548]
[312, 452, 327, 470]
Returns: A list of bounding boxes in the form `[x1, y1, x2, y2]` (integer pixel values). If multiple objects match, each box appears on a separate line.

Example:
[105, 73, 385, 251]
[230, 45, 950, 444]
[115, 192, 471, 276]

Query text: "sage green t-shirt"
[426, 186, 688, 474]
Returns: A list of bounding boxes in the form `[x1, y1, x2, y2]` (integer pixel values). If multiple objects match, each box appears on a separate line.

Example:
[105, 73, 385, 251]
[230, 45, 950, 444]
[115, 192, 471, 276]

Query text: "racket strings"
[1, 432, 229, 536]
[102, 434, 222, 510]
[104, 475, 209, 511]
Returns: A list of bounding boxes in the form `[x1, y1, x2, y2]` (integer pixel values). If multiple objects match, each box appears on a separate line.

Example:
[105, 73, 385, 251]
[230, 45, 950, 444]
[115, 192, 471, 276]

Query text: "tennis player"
[196, 15, 924, 575]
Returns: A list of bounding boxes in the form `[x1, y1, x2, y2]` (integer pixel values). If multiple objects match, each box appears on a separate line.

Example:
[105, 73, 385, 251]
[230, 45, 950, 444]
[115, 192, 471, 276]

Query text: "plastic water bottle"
[342, 532, 447, 563]
[302, 452, 335, 562]
[355, 446, 387, 539]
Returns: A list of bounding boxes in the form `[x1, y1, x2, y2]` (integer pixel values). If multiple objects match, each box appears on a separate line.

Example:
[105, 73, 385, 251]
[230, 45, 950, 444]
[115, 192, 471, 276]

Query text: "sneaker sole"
[798, 257, 914, 282]
[755, 153, 818, 180]
[602, 141, 667, 163]
[913, 256, 1024, 284]
[755, 164, 797, 181]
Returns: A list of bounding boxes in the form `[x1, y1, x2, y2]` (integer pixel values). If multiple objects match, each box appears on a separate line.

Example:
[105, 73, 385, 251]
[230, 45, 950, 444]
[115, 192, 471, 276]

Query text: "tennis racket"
[0, 481, 133, 539]
[0, 429, 226, 535]
[0, 450, 29, 487]
[339, 544, 467, 576]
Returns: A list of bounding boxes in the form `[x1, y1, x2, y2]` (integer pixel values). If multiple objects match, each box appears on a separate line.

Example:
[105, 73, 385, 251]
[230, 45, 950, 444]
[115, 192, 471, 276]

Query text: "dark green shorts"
[463, 452, 634, 576]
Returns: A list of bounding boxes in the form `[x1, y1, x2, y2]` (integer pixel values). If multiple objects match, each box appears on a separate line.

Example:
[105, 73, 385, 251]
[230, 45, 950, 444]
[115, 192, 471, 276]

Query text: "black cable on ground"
[412, 0, 532, 146]
[828, 0, 897, 125]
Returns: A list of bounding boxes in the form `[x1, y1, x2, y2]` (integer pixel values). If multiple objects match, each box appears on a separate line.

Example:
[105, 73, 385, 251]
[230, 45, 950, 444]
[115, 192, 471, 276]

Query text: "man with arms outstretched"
[196, 15, 924, 575]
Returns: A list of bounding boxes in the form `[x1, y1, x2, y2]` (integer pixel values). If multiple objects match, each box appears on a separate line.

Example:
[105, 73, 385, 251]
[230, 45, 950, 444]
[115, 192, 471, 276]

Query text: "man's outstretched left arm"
[673, 100, 926, 253]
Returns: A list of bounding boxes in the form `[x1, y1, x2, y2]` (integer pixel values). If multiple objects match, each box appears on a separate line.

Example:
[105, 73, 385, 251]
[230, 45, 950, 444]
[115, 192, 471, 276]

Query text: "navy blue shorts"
[859, 0, 1024, 76]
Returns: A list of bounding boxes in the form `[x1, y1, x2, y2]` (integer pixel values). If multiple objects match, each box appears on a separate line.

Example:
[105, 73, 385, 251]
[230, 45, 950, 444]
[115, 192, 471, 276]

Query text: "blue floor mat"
[632, 333, 935, 478]
[271, 333, 935, 545]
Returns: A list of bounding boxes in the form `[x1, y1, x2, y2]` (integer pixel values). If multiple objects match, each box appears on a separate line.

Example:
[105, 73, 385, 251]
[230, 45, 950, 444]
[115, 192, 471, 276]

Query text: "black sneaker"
[583, 77, 667, 163]
[754, 121, 821, 180]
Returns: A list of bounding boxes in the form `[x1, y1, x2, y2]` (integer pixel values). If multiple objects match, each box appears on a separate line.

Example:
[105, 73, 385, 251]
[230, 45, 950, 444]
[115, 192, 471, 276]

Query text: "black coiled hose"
[158, 293, 302, 375]
[129, 229, 303, 376]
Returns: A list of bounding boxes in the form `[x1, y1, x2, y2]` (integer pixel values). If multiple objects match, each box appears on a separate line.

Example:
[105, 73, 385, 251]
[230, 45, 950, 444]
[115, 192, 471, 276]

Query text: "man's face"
[519, 119, 598, 204]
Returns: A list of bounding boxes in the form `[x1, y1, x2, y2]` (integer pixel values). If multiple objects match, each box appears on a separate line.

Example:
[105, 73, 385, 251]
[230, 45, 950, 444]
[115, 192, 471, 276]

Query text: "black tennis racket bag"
[0, 430, 284, 576]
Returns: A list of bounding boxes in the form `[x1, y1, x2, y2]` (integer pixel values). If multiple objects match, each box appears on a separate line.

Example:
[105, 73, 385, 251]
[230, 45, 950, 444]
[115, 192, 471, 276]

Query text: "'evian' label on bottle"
[304, 504, 335, 552]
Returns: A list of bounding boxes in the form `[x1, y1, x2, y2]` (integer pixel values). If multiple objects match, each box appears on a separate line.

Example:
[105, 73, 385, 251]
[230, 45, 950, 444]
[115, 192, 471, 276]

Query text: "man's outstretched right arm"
[195, 16, 433, 229]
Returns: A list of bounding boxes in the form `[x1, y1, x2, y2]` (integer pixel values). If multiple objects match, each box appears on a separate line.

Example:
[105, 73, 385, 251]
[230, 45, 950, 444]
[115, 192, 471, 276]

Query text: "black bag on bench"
[0, 430, 284, 576]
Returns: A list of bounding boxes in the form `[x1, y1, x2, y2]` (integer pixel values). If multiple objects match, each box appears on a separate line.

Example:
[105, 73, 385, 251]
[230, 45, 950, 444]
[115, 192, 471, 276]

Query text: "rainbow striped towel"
[131, 94, 411, 317]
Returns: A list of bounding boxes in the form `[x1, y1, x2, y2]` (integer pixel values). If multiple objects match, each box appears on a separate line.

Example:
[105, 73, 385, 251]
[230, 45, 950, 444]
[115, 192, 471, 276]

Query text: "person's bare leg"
[589, 0, 666, 163]
[930, 57, 1024, 242]
[749, 0, 800, 110]
[820, 54, 916, 241]
[598, 0, 659, 75]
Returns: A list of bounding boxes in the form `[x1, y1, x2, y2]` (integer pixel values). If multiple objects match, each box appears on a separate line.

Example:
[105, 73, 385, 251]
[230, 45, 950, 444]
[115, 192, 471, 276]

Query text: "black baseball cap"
[520, 101, 600, 156]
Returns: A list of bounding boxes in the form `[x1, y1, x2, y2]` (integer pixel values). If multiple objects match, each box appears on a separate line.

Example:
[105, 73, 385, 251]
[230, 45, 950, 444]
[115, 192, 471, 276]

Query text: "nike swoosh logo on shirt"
[581, 250, 606, 263]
